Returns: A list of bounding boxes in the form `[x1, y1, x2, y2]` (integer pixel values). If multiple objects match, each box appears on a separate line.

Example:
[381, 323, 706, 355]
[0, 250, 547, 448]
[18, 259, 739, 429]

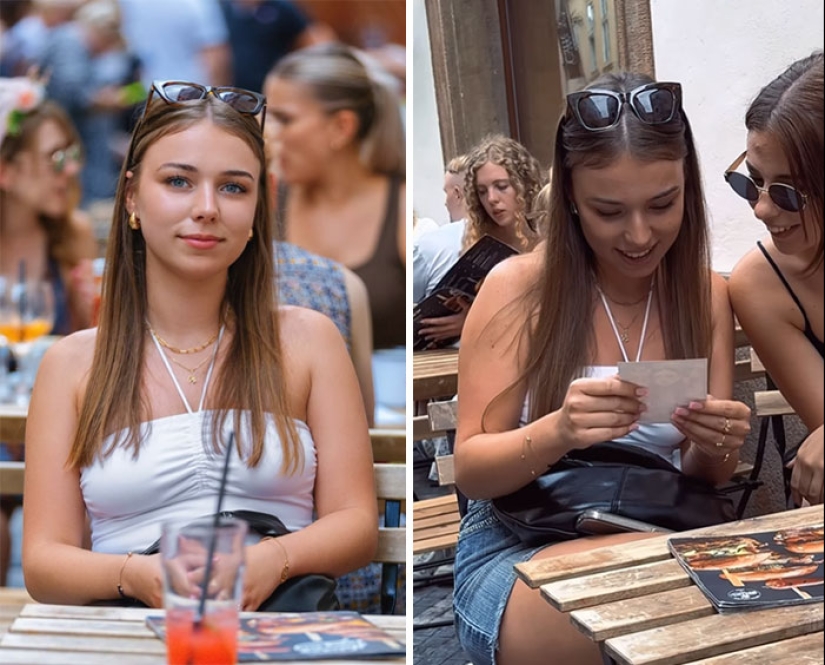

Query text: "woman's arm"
[241, 308, 378, 610]
[729, 248, 824, 431]
[454, 255, 642, 499]
[676, 273, 751, 484]
[341, 266, 375, 426]
[22, 332, 148, 604]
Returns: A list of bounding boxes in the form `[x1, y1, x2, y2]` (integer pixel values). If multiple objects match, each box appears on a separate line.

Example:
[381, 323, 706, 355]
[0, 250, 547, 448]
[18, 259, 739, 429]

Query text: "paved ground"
[412, 441, 470, 665]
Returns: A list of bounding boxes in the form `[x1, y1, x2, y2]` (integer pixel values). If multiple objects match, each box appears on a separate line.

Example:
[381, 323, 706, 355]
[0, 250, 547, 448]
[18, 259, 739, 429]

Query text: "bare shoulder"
[38, 328, 97, 390]
[279, 305, 345, 354]
[728, 244, 776, 300]
[482, 251, 541, 299]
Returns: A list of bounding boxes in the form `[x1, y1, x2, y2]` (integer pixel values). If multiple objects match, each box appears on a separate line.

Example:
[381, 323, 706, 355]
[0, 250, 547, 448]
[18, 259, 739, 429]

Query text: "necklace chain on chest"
[147, 325, 219, 355]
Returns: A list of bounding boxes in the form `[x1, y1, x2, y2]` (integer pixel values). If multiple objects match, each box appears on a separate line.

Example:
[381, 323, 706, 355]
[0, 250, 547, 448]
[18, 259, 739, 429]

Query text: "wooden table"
[0, 604, 406, 664]
[0, 404, 27, 445]
[516, 505, 824, 665]
[412, 349, 458, 402]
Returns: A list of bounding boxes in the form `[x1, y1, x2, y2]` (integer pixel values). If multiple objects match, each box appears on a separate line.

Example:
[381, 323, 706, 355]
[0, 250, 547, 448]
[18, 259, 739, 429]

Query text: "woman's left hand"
[671, 395, 751, 459]
[240, 540, 286, 611]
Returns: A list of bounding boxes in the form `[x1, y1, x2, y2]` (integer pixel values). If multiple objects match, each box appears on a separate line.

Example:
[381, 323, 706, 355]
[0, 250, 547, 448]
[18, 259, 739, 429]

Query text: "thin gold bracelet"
[520, 434, 538, 477]
[117, 551, 134, 599]
[263, 537, 290, 584]
[691, 442, 731, 465]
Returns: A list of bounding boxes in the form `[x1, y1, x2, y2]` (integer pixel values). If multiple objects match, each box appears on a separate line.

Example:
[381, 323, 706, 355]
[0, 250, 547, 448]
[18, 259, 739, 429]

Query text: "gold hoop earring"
[128, 212, 140, 230]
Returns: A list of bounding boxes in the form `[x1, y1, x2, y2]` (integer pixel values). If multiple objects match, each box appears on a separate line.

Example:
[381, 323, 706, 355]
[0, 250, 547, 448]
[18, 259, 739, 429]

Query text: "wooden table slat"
[1, 632, 166, 655]
[569, 586, 714, 642]
[604, 603, 824, 665]
[541, 559, 689, 612]
[10, 617, 156, 638]
[680, 632, 824, 664]
[516, 505, 824, 588]
[0, 649, 163, 665]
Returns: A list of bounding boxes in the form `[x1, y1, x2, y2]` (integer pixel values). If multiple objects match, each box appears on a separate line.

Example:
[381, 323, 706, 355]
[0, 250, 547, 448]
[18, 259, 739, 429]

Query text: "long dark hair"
[511, 72, 712, 424]
[70, 96, 300, 471]
[745, 51, 823, 273]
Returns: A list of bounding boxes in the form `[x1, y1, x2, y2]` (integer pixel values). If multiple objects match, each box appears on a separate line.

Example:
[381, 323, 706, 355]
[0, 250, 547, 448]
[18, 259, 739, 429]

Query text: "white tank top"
[81, 412, 317, 553]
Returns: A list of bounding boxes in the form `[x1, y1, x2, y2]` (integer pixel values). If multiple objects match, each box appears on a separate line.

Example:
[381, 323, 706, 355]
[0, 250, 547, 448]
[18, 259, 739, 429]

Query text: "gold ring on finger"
[723, 418, 732, 434]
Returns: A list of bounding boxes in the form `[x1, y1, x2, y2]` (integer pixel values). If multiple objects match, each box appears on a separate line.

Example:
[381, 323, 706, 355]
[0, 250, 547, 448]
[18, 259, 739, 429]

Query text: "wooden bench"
[0, 588, 36, 637]
[374, 462, 406, 614]
[369, 429, 406, 463]
[0, 461, 24, 496]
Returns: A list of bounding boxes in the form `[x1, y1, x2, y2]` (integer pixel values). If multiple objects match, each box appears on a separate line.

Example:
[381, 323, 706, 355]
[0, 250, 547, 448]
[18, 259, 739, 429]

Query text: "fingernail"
[675, 407, 689, 417]
[628, 423, 639, 431]
[638, 403, 647, 412]
[636, 388, 648, 397]
[689, 401, 703, 410]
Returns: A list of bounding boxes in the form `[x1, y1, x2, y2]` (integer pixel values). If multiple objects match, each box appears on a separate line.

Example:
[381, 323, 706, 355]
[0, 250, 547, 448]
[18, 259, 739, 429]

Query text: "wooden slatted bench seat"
[413, 492, 460, 556]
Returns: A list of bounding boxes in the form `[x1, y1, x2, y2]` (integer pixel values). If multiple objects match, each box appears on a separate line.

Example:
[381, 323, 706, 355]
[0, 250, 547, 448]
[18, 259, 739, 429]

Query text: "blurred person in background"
[413, 153, 469, 303]
[1, 1, 42, 77]
[117, 0, 230, 88]
[266, 43, 406, 352]
[416, 137, 545, 346]
[218, 0, 334, 94]
[0, 76, 96, 586]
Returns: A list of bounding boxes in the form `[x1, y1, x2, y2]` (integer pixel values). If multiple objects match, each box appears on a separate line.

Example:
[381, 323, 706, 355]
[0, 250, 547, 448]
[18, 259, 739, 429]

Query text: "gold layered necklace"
[165, 353, 214, 384]
[147, 325, 220, 355]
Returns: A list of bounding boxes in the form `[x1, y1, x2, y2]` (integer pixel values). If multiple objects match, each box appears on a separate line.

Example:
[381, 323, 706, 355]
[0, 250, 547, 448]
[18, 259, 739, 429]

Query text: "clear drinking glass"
[0, 278, 55, 403]
[161, 517, 247, 665]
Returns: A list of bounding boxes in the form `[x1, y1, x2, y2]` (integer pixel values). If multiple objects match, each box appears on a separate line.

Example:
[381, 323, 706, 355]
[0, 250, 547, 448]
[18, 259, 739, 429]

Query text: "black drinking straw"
[195, 430, 235, 625]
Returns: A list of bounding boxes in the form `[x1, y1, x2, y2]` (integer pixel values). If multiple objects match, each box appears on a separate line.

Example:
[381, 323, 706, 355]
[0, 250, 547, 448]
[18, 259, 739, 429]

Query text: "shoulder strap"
[756, 241, 812, 327]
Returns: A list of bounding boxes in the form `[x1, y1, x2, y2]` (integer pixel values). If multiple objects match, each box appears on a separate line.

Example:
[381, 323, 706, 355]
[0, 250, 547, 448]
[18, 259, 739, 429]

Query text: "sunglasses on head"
[46, 144, 83, 174]
[566, 82, 682, 131]
[724, 151, 806, 213]
[144, 81, 267, 130]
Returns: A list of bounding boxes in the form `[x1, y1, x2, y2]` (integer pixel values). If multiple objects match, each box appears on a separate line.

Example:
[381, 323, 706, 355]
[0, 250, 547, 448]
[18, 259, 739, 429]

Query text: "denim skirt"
[453, 499, 547, 665]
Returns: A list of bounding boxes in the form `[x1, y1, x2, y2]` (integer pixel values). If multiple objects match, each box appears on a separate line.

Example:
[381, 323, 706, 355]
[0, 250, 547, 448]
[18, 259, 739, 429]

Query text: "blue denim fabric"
[453, 499, 547, 665]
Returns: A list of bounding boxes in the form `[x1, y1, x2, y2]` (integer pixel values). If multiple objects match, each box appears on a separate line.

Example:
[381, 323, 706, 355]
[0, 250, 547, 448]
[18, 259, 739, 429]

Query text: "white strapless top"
[80, 410, 317, 553]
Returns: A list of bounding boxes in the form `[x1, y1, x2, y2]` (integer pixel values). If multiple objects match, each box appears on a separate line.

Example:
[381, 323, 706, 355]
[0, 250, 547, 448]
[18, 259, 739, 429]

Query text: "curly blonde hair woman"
[462, 135, 546, 254]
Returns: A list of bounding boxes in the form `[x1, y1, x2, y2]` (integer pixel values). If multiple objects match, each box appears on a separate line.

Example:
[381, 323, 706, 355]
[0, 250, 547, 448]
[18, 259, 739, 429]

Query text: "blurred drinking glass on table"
[160, 516, 247, 665]
[0, 277, 55, 404]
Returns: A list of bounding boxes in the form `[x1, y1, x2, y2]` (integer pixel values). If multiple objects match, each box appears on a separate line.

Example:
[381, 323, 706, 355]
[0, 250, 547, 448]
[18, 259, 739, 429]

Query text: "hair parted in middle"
[69, 92, 301, 473]
[519, 71, 712, 424]
[461, 134, 546, 253]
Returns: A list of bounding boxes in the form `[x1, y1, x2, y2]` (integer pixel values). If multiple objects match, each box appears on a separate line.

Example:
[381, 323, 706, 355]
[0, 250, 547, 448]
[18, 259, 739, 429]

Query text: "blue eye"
[222, 182, 246, 194]
[166, 176, 188, 188]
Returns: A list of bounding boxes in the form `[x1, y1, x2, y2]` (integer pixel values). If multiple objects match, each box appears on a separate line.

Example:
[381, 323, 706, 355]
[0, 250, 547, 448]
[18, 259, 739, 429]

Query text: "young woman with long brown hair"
[22, 81, 377, 610]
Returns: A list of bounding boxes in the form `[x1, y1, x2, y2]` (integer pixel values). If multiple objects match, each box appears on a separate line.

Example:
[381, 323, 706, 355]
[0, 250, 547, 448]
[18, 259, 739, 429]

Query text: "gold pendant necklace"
[166, 354, 213, 384]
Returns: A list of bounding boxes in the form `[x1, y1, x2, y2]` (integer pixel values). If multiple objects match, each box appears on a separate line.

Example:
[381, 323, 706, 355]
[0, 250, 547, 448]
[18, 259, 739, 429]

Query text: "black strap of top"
[756, 241, 825, 357]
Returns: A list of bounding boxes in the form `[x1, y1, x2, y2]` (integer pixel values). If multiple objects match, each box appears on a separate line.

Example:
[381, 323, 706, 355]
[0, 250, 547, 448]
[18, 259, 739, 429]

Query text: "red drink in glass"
[166, 607, 238, 665]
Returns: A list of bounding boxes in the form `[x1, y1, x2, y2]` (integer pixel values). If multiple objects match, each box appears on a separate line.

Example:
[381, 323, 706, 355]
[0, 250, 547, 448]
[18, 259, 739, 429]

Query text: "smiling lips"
[180, 234, 222, 249]
[619, 246, 654, 259]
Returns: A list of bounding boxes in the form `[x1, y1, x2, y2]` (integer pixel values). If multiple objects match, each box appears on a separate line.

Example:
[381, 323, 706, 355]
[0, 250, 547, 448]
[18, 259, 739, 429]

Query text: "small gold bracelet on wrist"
[263, 537, 290, 584]
[520, 434, 540, 478]
[117, 551, 134, 599]
[691, 442, 731, 465]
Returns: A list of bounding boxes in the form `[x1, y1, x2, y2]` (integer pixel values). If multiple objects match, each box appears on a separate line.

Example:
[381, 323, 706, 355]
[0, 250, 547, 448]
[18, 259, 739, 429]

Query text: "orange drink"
[0, 318, 51, 343]
[166, 607, 238, 665]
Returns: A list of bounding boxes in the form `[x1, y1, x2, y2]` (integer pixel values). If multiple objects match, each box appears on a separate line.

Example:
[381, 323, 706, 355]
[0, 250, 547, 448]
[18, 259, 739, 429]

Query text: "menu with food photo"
[668, 525, 824, 612]
[146, 611, 406, 661]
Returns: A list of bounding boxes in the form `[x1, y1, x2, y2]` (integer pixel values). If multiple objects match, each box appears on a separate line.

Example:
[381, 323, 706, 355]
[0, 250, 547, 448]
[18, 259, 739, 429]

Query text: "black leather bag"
[141, 510, 339, 612]
[491, 442, 736, 546]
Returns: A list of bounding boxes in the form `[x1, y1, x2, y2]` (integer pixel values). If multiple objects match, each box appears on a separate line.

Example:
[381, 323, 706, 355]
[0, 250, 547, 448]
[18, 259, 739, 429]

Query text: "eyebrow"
[589, 185, 680, 205]
[158, 163, 255, 180]
[745, 160, 792, 181]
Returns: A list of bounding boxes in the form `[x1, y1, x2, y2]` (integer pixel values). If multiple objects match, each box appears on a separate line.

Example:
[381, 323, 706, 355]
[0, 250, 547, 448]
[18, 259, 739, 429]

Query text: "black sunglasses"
[144, 81, 267, 131]
[724, 151, 806, 213]
[566, 82, 682, 131]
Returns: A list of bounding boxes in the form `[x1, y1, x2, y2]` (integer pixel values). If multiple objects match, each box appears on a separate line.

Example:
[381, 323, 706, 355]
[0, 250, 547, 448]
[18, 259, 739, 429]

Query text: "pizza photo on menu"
[668, 526, 824, 611]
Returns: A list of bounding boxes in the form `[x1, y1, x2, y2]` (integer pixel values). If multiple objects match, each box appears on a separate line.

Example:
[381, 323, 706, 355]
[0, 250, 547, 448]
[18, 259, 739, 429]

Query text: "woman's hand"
[554, 376, 644, 451]
[239, 540, 286, 611]
[123, 553, 164, 608]
[671, 396, 751, 460]
[789, 425, 824, 506]
[419, 296, 471, 343]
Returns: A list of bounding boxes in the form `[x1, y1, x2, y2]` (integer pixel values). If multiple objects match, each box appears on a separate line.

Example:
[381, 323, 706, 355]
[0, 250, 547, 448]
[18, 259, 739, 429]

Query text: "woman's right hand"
[555, 376, 644, 451]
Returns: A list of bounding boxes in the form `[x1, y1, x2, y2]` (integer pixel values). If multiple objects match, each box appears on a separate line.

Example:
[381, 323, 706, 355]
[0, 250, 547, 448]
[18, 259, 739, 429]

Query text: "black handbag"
[491, 442, 736, 546]
[104, 510, 339, 612]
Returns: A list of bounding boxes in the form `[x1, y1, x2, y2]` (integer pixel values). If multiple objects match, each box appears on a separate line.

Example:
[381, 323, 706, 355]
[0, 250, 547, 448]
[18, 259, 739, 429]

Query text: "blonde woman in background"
[265, 43, 406, 351]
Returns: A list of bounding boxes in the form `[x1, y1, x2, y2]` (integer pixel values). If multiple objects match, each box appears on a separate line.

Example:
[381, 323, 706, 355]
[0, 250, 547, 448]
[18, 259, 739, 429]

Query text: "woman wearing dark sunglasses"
[728, 51, 824, 508]
[22, 81, 378, 611]
[452, 72, 751, 665]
